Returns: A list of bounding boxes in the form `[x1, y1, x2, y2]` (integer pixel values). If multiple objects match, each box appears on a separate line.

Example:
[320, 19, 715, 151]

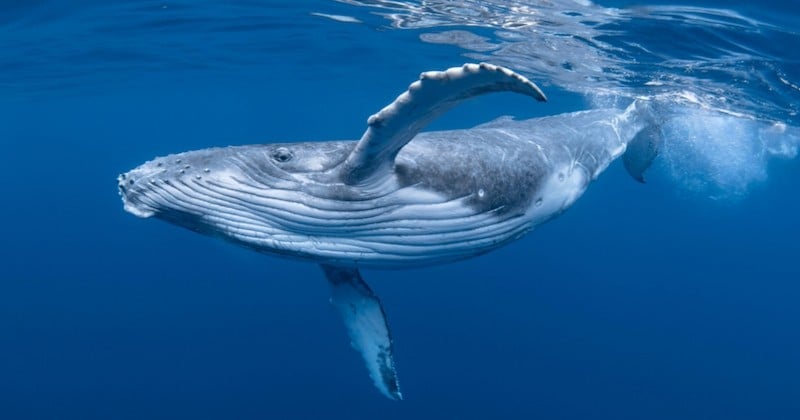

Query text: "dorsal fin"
[337, 63, 547, 184]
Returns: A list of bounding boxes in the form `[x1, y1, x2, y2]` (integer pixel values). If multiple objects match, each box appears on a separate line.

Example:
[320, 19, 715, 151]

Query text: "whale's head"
[118, 142, 361, 256]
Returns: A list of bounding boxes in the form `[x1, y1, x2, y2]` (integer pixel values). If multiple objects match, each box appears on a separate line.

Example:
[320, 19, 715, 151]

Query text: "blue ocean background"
[1, 0, 799, 419]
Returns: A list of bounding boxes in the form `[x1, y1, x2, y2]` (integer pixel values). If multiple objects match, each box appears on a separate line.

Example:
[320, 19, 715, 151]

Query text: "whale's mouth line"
[122, 199, 156, 218]
[118, 172, 157, 218]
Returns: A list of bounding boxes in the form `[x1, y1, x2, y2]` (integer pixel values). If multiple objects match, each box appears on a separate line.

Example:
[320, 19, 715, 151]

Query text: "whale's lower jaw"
[122, 200, 156, 218]
[145, 194, 531, 270]
[245, 216, 531, 269]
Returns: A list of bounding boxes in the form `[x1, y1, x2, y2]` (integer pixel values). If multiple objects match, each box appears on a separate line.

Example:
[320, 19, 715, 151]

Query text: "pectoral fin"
[337, 63, 547, 184]
[321, 264, 402, 400]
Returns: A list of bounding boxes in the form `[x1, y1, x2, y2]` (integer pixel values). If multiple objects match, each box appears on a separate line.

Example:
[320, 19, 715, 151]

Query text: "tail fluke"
[623, 122, 663, 183]
[618, 97, 798, 198]
[620, 100, 663, 183]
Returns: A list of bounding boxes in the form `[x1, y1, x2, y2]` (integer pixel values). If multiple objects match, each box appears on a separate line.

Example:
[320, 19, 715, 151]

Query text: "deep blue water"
[1, 1, 799, 419]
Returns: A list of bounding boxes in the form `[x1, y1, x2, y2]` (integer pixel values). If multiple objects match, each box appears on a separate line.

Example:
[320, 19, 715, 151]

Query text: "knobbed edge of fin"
[337, 63, 547, 185]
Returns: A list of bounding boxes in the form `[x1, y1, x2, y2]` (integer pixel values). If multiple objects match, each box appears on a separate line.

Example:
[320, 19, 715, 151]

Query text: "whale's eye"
[271, 147, 293, 163]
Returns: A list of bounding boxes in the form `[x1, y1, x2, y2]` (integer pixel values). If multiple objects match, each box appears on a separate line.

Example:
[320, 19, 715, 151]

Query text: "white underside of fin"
[321, 264, 402, 400]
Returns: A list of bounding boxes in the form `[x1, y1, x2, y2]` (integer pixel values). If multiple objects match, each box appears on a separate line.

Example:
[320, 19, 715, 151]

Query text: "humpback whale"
[118, 63, 657, 400]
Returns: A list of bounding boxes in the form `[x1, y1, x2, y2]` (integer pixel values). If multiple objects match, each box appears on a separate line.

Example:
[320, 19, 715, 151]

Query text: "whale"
[118, 63, 658, 400]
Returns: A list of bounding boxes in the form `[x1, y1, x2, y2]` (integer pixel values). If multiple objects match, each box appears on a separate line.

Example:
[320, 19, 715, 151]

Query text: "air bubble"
[558, 173, 565, 181]
[477, 188, 485, 198]
[535, 198, 543, 206]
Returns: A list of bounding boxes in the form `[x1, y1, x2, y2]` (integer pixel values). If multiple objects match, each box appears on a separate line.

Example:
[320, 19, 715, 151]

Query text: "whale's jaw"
[121, 196, 155, 218]
[117, 170, 155, 218]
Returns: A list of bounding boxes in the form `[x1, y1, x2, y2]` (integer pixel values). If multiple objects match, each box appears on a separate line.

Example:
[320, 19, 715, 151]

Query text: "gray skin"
[118, 63, 655, 400]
